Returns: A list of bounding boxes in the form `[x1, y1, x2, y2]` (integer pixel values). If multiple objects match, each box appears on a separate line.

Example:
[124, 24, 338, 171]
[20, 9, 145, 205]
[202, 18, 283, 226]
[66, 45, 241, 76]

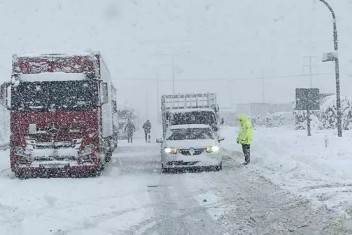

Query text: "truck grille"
[34, 156, 76, 161]
[35, 142, 75, 149]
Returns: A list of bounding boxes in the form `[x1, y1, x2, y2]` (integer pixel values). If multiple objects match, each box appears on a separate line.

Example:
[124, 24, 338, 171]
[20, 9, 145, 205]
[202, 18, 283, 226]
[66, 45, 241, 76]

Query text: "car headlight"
[164, 147, 178, 154]
[206, 146, 220, 153]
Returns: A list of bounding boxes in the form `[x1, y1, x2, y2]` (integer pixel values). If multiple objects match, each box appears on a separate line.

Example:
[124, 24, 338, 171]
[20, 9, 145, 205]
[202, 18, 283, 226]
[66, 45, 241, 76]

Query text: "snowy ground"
[1, 126, 352, 234]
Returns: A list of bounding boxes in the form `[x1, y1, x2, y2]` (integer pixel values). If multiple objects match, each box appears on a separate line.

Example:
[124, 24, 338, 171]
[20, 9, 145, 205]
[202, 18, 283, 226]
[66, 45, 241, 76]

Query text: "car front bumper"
[161, 152, 222, 169]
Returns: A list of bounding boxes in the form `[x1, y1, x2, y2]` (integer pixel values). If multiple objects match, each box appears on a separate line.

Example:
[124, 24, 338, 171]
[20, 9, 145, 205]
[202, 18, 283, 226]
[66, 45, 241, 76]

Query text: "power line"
[303, 56, 319, 88]
[113, 72, 334, 81]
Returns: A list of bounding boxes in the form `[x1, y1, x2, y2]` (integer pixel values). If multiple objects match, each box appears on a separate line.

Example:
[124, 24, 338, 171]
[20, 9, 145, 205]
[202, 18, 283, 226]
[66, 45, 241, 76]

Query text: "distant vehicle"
[161, 93, 220, 137]
[0, 51, 118, 178]
[116, 107, 136, 140]
[156, 124, 224, 172]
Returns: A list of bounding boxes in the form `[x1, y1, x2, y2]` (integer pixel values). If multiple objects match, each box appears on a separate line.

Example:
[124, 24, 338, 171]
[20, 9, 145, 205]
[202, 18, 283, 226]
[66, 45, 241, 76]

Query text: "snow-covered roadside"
[220, 125, 352, 216]
[0, 163, 156, 234]
[1, 126, 352, 234]
[0, 130, 224, 235]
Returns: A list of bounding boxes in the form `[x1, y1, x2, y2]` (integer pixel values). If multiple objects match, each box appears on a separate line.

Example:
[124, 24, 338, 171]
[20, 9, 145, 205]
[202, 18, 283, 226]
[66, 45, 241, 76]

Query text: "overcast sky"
[1, 0, 352, 121]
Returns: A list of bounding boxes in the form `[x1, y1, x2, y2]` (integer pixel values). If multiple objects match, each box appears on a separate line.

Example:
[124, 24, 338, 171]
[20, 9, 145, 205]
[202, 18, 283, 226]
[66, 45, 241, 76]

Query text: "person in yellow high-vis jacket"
[236, 114, 253, 165]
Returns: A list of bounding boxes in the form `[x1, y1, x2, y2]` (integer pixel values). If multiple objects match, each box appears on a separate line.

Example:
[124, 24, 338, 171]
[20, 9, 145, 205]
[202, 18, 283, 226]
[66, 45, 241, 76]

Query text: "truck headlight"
[80, 144, 95, 156]
[14, 146, 24, 155]
[164, 147, 178, 154]
[14, 146, 32, 156]
[206, 146, 219, 153]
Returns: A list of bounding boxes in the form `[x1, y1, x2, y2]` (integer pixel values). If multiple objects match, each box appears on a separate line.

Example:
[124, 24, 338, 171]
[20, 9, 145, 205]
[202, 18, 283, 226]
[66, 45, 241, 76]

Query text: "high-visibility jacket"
[237, 114, 253, 145]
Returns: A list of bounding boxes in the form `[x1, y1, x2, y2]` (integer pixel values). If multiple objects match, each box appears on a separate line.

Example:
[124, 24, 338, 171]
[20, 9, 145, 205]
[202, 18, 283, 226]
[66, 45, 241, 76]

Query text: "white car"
[156, 124, 224, 172]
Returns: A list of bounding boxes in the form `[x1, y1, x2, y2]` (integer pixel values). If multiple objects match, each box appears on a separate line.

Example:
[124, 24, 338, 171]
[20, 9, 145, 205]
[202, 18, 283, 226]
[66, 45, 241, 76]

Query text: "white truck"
[161, 93, 220, 136]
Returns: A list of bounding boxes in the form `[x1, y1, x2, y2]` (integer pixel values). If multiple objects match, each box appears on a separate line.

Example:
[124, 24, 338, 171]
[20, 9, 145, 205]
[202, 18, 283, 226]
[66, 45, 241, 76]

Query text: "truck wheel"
[105, 152, 112, 162]
[15, 171, 22, 179]
[99, 158, 105, 171]
[215, 162, 222, 171]
[15, 170, 29, 179]
[90, 169, 101, 177]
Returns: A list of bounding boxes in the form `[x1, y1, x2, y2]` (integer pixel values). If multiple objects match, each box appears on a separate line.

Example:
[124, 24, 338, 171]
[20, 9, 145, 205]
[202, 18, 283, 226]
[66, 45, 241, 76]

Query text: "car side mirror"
[156, 138, 164, 143]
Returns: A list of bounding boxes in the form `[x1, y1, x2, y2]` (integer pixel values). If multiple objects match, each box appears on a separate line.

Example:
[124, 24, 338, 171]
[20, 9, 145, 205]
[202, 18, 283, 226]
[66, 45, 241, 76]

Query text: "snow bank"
[220, 125, 352, 215]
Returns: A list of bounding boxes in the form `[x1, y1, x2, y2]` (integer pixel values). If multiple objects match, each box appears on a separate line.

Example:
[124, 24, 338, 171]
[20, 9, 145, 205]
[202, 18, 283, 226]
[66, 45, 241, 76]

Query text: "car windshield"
[166, 128, 214, 140]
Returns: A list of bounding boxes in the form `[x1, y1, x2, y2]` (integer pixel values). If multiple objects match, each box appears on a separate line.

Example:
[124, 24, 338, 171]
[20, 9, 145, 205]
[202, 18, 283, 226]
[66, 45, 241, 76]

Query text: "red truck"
[1, 52, 118, 178]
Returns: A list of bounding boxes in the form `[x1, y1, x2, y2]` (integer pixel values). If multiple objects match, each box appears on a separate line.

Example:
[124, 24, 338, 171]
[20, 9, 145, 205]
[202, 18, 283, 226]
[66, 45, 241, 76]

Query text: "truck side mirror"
[0, 82, 7, 108]
[100, 82, 109, 105]
[6, 85, 11, 110]
[1, 82, 11, 110]
[112, 100, 118, 113]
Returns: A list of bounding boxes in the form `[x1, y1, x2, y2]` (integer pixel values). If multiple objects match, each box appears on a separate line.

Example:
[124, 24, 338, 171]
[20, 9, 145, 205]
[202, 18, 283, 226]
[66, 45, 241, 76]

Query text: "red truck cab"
[2, 52, 117, 178]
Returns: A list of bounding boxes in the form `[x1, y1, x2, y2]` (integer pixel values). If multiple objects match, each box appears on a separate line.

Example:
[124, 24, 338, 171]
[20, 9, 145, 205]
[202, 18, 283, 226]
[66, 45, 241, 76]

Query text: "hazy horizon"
[1, 0, 352, 122]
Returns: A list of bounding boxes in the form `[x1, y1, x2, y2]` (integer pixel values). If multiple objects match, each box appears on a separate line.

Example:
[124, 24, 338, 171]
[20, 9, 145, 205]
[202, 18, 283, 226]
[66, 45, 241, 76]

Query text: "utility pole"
[303, 56, 318, 88]
[261, 73, 265, 103]
[145, 86, 148, 119]
[156, 71, 160, 124]
[319, 0, 342, 137]
[155, 50, 190, 94]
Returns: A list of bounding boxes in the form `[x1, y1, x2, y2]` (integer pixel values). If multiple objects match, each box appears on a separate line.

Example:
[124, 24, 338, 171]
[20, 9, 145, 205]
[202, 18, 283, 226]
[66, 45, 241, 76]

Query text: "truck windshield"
[170, 111, 216, 126]
[11, 80, 99, 112]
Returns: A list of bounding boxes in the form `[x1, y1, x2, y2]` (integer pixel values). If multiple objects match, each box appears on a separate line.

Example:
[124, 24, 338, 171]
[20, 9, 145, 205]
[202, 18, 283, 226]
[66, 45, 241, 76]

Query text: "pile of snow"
[294, 95, 352, 130]
[221, 125, 352, 215]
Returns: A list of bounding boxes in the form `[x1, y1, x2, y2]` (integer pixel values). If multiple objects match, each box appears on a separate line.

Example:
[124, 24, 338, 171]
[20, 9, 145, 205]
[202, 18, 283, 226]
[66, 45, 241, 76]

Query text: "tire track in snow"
[205, 165, 352, 234]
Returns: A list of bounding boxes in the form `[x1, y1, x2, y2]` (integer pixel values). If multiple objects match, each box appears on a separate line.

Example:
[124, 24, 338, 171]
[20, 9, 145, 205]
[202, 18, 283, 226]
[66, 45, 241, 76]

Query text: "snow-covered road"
[1, 128, 352, 234]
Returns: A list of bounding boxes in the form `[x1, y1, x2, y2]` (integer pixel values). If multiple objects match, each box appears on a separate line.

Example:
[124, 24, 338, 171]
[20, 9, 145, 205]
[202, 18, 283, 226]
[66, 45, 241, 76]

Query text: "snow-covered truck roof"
[168, 108, 216, 113]
[168, 124, 212, 130]
[161, 93, 218, 111]
[12, 52, 101, 75]
[14, 51, 99, 58]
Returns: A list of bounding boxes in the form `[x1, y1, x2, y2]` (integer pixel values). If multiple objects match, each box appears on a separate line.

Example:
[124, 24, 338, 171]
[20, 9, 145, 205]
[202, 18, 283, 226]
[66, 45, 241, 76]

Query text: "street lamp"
[155, 50, 190, 94]
[319, 0, 342, 137]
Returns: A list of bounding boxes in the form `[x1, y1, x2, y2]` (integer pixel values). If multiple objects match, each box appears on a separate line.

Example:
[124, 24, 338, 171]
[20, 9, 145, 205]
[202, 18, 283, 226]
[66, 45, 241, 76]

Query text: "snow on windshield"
[18, 72, 86, 82]
[166, 128, 214, 140]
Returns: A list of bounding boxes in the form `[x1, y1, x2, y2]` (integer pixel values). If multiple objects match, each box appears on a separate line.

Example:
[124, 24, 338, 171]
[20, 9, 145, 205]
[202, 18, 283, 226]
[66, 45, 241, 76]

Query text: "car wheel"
[161, 164, 168, 173]
[215, 162, 222, 171]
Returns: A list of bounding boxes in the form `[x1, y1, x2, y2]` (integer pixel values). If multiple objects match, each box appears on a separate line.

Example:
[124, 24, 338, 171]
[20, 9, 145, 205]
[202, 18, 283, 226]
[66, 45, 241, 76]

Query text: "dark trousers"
[242, 144, 250, 163]
[144, 132, 150, 143]
[127, 133, 133, 143]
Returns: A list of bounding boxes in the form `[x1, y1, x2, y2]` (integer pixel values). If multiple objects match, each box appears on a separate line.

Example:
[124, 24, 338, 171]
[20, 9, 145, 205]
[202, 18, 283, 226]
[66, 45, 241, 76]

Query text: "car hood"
[165, 139, 218, 149]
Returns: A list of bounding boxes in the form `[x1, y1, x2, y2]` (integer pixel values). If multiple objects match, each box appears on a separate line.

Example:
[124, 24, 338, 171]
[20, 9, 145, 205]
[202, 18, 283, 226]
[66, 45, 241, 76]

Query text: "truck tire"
[90, 169, 101, 177]
[105, 152, 112, 162]
[99, 159, 105, 171]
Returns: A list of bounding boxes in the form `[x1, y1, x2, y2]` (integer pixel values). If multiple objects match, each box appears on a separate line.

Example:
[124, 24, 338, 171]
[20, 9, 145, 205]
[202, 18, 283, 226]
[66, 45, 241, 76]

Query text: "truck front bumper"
[13, 162, 100, 178]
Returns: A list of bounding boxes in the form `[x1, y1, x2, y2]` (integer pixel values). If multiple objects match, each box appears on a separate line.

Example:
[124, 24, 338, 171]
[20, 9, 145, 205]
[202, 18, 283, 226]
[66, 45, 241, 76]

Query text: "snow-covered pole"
[319, 0, 342, 137]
